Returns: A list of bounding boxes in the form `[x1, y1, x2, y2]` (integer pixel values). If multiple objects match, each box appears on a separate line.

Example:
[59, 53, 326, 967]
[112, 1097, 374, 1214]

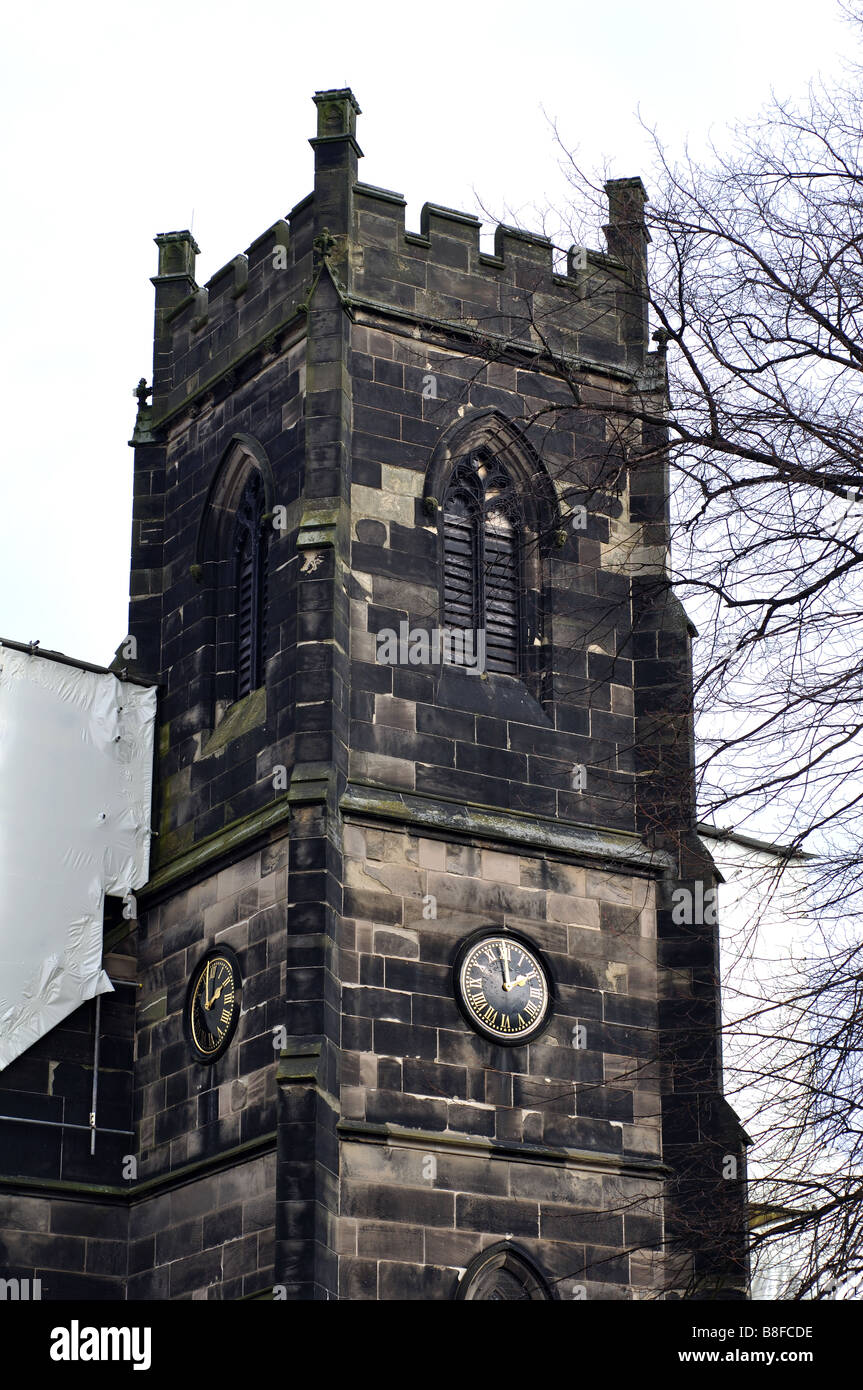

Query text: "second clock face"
[456, 934, 551, 1044]
[186, 951, 241, 1063]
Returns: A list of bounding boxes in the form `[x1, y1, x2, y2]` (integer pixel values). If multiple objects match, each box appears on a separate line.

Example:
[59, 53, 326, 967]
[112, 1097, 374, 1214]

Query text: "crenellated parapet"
[142, 88, 653, 434]
[147, 203, 314, 425]
[348, 181, 643, 368]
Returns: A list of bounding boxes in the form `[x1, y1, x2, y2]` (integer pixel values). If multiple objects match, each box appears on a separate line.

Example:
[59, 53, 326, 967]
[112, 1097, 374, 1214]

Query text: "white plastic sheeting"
[0, 646, 156, 1069]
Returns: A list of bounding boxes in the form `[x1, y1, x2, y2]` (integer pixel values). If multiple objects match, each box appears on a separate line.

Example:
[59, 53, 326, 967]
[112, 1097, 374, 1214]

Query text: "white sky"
[0, 0, 852, 664]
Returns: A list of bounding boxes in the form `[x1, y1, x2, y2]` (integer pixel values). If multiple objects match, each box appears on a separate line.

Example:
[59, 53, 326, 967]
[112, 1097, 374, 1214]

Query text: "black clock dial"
[186, 951, 241, 1063]
[455, 934, 551, 1044]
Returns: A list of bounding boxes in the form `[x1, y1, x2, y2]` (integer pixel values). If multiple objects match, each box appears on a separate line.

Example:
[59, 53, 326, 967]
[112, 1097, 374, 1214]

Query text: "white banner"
[0, 647, 155, 1069]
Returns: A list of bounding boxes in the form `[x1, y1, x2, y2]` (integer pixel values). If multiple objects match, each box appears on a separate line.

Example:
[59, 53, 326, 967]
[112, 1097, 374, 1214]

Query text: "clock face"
[185, 950, 241, 1063]
[455, 933, 551, 1044]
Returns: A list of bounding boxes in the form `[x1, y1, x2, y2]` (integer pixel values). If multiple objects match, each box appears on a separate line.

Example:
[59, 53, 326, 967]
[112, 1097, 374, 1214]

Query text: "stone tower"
[0, 88, 747, 1301]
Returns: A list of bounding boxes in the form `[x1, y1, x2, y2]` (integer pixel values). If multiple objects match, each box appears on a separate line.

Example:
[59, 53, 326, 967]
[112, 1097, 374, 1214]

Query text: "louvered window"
[233, 473, 266, 699]
[484, 510, 519, 674]
[444, 499, 479, 635]
[442, 453, 521, 674]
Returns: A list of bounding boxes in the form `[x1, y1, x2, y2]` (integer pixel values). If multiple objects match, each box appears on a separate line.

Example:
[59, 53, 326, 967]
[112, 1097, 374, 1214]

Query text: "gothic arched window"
[233, 471, 267, 699]
[455, 1243, 554, 1301]
[443, 452, 521, 674]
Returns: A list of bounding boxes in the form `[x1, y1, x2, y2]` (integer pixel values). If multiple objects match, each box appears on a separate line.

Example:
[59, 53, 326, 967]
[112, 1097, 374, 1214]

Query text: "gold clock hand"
[500, 945, 512, 991]
[204, 961, 212, 1010]
[210, 976, 230, 1005]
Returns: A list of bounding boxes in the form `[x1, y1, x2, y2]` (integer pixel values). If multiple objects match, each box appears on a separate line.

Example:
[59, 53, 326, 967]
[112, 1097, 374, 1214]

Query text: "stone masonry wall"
[127, 1150, 275, 1300]
[336, 819, 666, 1299]
[0, 1193, 127, 1301]
[346, 320, 652, 837]
[129, 841, 289, 1297]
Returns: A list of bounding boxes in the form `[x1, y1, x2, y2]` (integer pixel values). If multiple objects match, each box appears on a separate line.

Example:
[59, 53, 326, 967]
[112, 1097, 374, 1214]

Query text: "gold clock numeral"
[525, 999, 540, 1019]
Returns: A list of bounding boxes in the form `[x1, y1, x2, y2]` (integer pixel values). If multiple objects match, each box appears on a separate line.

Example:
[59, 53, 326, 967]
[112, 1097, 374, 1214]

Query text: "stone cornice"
[340, 782, 672, 873]
[338, 1118, 668, 1179]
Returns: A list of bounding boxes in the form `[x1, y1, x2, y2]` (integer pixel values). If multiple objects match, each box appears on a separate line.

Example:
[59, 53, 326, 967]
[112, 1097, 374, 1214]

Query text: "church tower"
[0, 89, 748, 1301]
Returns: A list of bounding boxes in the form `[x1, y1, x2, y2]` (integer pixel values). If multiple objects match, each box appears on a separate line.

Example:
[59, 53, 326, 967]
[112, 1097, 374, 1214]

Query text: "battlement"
[143, 89, 650, 428]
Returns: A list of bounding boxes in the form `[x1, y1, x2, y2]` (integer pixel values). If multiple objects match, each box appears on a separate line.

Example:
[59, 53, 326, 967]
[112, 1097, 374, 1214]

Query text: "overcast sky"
[0, 0, 852, 664]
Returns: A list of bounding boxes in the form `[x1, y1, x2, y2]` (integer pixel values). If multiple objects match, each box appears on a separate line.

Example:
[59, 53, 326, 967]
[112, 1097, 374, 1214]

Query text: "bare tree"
[524, 1, 863, 1298]
[378, 5, 863, 1294]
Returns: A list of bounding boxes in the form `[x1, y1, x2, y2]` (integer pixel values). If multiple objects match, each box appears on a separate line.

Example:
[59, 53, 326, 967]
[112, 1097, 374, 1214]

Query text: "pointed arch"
[425, 410, 558, 683]
[454, 1242, 555, 1300]
[194, 435, 274, 705]
[441, 451, 522, 674]
[194, 433, 276, 570]
[422, 408, 559, 547]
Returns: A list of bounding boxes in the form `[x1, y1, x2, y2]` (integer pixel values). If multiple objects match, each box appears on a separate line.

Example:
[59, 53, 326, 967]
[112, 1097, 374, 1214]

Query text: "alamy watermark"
[0, 1276, 41, 1300]
[50, 1322, 151, 1371]
[376, 621, 486, 674]
[671, 880, 718, 926]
